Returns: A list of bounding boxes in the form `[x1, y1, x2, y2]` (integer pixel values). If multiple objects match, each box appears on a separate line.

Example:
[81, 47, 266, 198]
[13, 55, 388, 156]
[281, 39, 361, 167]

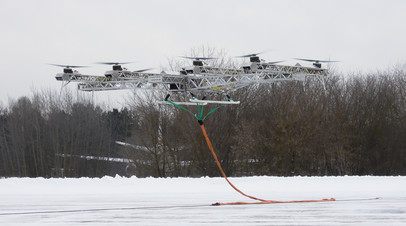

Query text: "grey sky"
[1, 0, 405, 106]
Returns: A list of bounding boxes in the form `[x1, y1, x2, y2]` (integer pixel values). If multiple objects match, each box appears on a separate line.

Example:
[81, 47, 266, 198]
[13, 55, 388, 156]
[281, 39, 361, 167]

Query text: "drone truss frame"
[74, 64, 327, 93]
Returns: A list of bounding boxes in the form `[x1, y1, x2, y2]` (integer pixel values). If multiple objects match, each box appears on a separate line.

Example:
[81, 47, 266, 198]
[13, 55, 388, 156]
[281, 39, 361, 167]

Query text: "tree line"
[0, 69, 405, 178]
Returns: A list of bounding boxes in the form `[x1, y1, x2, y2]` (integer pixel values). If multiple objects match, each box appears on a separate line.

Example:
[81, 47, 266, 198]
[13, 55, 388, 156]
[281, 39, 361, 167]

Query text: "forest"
[0, 68, 405, 178]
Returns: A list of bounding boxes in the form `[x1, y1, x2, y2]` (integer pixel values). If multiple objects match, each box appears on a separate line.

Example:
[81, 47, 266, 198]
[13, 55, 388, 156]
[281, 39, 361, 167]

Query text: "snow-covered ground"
[0, 176, 405, 225]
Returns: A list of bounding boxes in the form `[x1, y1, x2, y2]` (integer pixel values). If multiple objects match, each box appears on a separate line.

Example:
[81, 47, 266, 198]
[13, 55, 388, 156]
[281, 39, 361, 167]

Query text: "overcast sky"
[1, 0, 405, 107]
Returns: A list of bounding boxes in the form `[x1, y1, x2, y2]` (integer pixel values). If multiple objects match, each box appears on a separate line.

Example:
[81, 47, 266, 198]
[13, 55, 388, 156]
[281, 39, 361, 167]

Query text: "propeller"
[235, 51, 267, 58]
[133, 68, 154, 73]
[294, 58, 339, 63]
[235, 51, 269, 63]
[49, 64, 88, 68]
[97, 62, 135, 72]
[294, 58, 339, 69]
[50, 64, 87, 82]
[180, 56, 217, 66]
[263, 60, 284, 65]
[96, 62, 134, 65]
[179, 56, 217, 60]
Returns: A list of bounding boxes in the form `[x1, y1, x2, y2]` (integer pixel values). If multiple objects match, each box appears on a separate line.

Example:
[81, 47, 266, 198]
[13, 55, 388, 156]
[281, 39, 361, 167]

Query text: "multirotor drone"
[52, 52, 336, 104]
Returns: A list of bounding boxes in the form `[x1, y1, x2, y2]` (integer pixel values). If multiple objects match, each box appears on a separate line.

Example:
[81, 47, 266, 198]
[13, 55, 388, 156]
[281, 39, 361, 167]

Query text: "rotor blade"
[264, 60, 284, 65]
[294, 58, 317, 62]
[318, 60, 340, 63]
[179, 56, 217, 60]
[96, 62, 134, 65]
[236, 51, 267, 58]
[48, 64, 88, 68]
[133, 68, 154, 73]
[294, 58, 339, 63]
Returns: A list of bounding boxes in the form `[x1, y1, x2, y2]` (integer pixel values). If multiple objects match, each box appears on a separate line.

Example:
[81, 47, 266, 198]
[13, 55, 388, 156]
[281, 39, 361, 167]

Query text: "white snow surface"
[0, 176, 405, 225]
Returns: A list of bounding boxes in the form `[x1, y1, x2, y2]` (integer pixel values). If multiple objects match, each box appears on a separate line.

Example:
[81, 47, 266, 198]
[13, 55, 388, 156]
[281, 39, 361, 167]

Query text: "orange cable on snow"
[200, 125, 266, 202]
[200, 124, 336, 206]
[212, 198, 336, 206]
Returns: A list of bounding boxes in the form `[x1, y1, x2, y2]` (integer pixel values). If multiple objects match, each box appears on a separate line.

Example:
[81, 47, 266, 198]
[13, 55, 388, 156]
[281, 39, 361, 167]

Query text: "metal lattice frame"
[68, 64, 327, 93]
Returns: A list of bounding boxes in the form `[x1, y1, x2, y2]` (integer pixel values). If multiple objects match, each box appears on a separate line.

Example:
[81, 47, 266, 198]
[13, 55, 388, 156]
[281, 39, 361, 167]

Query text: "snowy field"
[0, 176, 405, 225]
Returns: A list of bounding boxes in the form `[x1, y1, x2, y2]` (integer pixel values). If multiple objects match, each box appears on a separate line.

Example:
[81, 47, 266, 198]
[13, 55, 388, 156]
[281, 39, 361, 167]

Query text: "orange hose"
[212, 198, 336, 206]
[200, 124, 336, 206]
[200, 125, 265, 202]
